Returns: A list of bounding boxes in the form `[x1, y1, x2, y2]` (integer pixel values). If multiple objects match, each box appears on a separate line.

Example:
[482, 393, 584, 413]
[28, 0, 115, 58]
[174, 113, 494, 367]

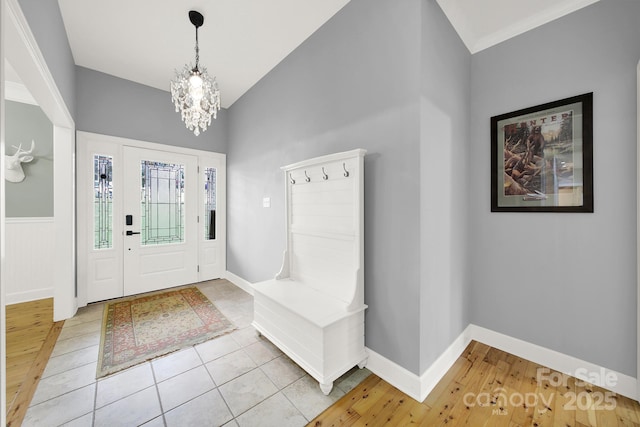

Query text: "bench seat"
[253, 278, 360, 328]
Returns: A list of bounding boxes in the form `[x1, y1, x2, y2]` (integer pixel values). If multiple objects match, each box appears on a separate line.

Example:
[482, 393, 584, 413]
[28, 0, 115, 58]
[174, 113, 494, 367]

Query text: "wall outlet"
[263, 197, 271, 208]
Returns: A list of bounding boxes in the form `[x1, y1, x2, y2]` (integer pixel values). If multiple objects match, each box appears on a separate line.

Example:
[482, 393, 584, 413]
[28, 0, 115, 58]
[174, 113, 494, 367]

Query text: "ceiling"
[436, 0, 600, 53]
[17, 1, 599, 109]
[57, 0, 352, 108]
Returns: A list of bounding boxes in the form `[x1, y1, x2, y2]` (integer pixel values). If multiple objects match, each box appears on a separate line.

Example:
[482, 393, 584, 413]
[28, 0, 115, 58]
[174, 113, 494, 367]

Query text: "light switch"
[263, 197, 271, 208]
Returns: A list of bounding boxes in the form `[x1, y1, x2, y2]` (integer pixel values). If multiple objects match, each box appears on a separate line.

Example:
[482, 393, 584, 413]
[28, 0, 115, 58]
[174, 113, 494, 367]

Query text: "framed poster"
[491, 92, 593, 212]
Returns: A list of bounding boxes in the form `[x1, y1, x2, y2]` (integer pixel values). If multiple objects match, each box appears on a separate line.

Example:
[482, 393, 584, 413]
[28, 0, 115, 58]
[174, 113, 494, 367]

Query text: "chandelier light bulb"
[189, 73, 203, 88]
[189, 73, 204, 101]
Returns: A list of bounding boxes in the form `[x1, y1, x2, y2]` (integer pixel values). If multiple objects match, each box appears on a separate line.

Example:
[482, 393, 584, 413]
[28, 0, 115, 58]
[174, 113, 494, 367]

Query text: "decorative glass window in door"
[140, 161, 185, 245]
[204, 167, 217, 240]
[94, 155, 113, 249]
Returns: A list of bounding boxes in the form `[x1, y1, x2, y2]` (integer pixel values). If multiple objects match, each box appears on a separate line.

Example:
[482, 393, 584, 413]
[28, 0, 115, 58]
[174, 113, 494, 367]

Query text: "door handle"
[126, 230, 141, 236]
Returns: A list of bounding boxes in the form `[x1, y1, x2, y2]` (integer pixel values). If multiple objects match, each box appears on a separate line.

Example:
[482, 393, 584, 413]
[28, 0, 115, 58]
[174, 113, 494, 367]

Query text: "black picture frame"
[491, 92, 593, 212]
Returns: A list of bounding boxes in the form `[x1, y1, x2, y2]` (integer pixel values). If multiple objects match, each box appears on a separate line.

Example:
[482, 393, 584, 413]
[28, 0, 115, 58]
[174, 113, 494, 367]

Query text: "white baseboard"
[6, 287, 54, 305]
[418, 327, 475, 401]
[367, 323, 637, 402]
[365, 326, 473, 402]
[364, 347, 422, 401]
[224, 270, 254, 296]
[218, 271, 639, 402]
[468, 324, 637, 400]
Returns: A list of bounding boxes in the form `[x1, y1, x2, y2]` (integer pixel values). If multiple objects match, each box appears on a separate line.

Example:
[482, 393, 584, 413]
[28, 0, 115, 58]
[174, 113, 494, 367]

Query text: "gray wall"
[5, 101, 54, 217]
[227, 0, 469, 375]
[419, 0, 471, 373]
[18, 0, 76, 119]
[76, 67, 228, 153]
[469, 0, 640, 377]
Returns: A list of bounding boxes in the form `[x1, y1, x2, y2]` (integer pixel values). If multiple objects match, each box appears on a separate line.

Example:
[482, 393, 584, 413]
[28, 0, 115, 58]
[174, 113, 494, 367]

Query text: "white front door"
[122, 146, 198, 296]
[77, 132, 227, 305]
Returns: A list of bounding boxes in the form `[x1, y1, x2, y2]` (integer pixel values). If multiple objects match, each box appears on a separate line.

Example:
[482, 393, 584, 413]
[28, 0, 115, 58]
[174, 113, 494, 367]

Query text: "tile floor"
[22, 279, 371, 427]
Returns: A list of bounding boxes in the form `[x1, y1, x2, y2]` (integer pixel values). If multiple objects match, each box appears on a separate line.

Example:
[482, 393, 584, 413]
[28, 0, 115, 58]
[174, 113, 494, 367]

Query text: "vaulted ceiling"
[57, 0, 352, 108]
[14, 1, 601, 108]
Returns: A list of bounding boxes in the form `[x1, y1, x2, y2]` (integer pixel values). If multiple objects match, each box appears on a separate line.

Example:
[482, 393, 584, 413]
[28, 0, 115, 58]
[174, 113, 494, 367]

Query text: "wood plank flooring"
[5, 298, 63, 427]
[309, 341, 640, 426]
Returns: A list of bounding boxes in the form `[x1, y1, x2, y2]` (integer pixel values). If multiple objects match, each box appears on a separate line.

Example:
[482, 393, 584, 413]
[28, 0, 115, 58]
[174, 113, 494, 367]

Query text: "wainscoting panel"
[5, 218, 55, 304]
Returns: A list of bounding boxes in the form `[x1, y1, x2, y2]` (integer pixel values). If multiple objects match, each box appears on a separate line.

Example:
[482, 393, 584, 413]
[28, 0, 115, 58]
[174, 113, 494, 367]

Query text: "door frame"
[2, 0, 76, 418]
[636, 59, 640, 402]
[76, 131, 227, 307]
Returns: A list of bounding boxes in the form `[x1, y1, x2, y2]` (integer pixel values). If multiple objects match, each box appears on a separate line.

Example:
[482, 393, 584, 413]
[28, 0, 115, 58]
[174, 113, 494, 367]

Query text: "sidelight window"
[94, 155, 113, 249]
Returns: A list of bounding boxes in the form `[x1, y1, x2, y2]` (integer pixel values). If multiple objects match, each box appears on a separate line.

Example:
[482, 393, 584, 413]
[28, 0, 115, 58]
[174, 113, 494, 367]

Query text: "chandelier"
[171, 10, 220, 136]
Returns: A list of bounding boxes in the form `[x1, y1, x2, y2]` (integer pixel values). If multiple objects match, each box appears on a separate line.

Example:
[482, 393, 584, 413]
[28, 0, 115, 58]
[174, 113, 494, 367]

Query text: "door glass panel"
[140, 161, 185, 245]
[94, 155, 113, 249]
[204, 167, 217, 240]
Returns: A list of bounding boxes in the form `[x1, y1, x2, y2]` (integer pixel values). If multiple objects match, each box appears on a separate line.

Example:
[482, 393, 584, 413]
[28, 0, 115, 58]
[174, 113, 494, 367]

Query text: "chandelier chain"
[194, 26, 200, 69]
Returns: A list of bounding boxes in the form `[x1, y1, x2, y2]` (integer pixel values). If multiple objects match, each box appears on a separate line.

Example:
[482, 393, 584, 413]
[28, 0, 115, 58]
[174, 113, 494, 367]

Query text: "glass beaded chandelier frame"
[171, 10, 221, 136]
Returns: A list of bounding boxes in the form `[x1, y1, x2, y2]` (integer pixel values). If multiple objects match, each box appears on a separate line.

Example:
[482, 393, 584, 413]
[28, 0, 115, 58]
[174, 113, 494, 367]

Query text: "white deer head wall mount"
[5, 140, 35, 183]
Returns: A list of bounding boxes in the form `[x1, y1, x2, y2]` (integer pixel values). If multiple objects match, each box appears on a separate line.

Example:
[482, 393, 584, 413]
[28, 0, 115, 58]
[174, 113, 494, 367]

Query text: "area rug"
[97, 286, 235, 378]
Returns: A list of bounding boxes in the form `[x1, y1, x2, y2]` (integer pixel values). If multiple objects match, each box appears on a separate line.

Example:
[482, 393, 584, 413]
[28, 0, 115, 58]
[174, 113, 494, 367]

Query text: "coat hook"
[343, 162, 349, 178]
[305, 170, 311, 182]
[290, 173, 295, 184]
[322, 167, 328, 180]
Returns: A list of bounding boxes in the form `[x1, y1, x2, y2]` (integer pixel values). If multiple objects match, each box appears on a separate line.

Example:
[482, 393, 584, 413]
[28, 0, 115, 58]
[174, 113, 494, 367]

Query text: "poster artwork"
[502, 110, 573, 200]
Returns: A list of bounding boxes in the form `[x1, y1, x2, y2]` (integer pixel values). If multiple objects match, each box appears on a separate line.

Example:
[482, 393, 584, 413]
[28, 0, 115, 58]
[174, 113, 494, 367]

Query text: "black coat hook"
[322, 167, 328, 180]
[305, 170, 311, 182]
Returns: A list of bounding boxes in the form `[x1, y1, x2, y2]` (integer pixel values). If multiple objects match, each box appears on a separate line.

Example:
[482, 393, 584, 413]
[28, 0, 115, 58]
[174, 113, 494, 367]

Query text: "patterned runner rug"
[97, 286, 235, 378]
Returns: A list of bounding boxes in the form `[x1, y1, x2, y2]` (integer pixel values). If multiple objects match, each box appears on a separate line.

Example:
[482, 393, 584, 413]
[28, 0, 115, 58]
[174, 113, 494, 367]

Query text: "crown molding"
[437, 0, 601, 54]
[471, 0, 600, 53]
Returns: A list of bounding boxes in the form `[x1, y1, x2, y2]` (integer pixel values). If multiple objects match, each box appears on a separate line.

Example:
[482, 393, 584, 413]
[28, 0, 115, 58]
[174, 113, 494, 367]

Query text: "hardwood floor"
[5, 298, 63, 427]
[309, 341, 640, 426]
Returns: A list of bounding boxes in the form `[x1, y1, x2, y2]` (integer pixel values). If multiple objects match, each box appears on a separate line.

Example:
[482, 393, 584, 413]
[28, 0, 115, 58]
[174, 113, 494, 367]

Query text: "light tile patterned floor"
[23, 279, 371, 427]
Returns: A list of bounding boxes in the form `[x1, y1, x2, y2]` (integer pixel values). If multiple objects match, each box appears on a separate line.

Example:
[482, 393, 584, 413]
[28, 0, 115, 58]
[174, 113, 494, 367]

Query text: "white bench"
[252, 149, 367, 395]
